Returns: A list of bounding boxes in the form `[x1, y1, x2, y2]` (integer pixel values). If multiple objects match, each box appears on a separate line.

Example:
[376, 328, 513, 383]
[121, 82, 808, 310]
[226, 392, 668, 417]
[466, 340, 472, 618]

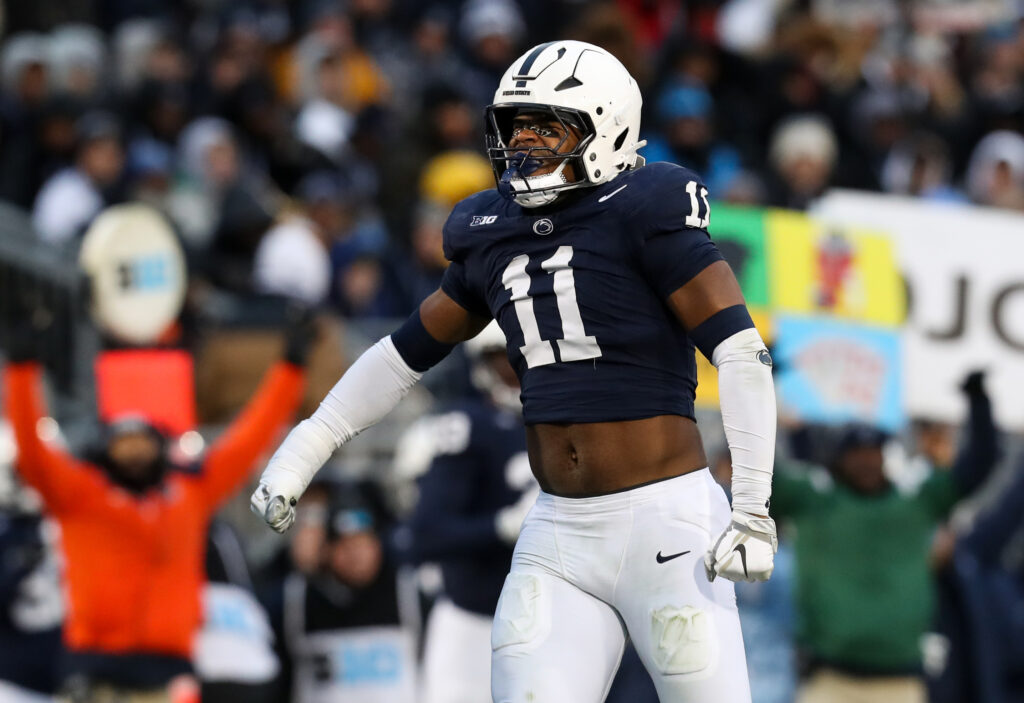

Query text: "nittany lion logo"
[533, 218, 554, 235]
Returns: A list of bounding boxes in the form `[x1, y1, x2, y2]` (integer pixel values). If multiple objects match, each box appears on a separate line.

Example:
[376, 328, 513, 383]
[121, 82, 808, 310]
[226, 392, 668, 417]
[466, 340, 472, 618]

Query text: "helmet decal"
[513, 42, 563, 87]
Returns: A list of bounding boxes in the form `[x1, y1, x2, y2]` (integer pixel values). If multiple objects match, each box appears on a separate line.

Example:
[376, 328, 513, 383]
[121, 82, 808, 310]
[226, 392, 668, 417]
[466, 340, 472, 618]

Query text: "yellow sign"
[766, 211, 904, 326]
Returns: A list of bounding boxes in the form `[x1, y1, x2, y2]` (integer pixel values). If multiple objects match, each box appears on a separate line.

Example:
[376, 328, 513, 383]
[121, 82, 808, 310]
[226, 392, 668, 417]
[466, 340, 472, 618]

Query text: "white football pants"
[491, 468, 752, 703]
[421, 599, 493, 703]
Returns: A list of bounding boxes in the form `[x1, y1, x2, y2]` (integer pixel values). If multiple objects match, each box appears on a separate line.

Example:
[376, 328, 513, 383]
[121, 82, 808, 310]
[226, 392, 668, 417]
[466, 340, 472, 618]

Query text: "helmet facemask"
[485, 104, 595, 208]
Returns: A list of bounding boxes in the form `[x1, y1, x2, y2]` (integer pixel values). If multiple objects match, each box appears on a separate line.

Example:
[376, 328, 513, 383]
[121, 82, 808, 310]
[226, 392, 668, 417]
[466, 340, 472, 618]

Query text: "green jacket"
[771, 460, 958, 672]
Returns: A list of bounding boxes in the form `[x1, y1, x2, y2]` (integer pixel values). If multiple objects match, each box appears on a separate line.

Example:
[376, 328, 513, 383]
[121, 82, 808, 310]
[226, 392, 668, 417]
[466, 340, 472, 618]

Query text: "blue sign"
[335, 642, 402, 684]
[117, 255, 172, 292]
[774, 315, 903, 431]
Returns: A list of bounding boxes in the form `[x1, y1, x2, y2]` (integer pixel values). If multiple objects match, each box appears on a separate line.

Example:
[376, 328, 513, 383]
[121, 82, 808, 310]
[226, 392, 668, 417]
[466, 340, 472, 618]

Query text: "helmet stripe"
[514, 41, 558, 86]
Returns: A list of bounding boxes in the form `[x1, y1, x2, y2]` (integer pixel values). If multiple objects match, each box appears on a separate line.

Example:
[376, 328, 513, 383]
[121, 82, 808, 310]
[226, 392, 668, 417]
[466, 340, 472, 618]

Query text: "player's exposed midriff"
[525, 414, 708, 497]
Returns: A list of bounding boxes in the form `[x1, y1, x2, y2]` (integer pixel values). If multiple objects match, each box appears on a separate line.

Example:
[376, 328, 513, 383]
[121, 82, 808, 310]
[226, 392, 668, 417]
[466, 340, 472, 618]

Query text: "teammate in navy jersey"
[406, 322, 537, 703]
[407, 322, 534, 616]
[252, 40, 777, 702]
[0, 513, 64, 700]
[0, 436, 64, 701]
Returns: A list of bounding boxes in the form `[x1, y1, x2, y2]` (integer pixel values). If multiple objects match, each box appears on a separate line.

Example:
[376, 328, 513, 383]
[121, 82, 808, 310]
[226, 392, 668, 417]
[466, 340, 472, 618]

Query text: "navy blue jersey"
[407, 399, 530, 615]
[0, 514, 64, 693]
[441, 162, 721, 424]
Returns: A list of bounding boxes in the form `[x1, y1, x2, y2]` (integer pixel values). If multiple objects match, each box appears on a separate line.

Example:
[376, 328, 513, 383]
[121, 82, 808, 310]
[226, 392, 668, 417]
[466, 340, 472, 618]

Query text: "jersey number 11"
[502, 245, 602, 368]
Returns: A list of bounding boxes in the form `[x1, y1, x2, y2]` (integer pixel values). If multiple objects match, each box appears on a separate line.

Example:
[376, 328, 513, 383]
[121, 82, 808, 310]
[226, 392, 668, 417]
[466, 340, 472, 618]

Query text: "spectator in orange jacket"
[1, 317, 312, 702]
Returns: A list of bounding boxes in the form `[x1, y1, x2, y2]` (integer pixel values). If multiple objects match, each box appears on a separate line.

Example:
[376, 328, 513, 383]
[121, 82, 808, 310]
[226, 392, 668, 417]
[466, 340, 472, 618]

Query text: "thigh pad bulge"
[649, 605, 714, 675]
[491, 573, 551, 651]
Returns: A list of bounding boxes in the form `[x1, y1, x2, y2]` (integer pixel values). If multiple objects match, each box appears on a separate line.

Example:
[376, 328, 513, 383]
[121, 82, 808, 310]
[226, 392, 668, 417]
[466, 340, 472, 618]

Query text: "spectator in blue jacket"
[642, 82, 743, 197]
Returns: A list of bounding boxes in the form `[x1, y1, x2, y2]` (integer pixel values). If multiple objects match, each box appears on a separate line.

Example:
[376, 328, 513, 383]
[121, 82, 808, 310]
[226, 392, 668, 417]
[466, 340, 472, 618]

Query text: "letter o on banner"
[79, 204, 187, 345]
[993, 282, 1024, 352]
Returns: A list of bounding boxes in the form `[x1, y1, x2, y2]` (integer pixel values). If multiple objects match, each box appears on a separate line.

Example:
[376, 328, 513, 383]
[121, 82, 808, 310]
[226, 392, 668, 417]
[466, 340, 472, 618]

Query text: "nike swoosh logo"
[655, 550, 691, 564]
[598, 184, 628, 202]
[734, 543, 748, 578]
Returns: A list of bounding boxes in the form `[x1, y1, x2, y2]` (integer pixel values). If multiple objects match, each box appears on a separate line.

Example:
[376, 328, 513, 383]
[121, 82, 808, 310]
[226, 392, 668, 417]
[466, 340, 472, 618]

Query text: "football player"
[0, 422, 64, 701]
[405, 321, 535, 703]
[252, 40, 776, 702]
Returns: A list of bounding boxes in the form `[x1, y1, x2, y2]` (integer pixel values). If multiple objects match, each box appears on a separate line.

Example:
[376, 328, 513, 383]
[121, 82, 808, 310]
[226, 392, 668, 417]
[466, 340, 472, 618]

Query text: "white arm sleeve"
[264, 335, 423, 492]
[712, 327, 776, 515]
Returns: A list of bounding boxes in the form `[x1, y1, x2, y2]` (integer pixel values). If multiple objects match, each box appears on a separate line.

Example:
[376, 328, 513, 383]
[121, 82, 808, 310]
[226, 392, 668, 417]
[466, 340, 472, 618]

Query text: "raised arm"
[3, 363, 106, 514]
[195, 360, 306, 510]
[949, 371, 1001, 495]
[250, 290, 490, 532]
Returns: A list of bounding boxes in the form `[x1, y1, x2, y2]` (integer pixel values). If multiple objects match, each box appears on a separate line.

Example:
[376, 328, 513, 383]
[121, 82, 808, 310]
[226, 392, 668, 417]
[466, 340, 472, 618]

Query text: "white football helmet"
[485, 40, 646, 208]
[464, 321, 520, 413]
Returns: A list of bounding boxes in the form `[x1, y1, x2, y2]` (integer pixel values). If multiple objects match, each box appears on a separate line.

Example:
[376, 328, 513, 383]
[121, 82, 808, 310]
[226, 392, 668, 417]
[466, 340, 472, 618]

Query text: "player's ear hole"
[613, 129, 628, 151]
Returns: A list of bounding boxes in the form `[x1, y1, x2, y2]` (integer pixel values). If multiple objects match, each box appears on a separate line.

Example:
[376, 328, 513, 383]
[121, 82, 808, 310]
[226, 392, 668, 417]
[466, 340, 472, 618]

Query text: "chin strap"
[498, 152, 540, 199]
[498, 152, 572, 208]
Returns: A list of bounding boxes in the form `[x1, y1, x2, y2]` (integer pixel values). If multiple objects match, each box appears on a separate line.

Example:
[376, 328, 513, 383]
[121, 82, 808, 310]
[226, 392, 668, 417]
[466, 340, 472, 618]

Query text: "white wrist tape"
[265, 335, 423, 491]
[712, 327, 776, 515]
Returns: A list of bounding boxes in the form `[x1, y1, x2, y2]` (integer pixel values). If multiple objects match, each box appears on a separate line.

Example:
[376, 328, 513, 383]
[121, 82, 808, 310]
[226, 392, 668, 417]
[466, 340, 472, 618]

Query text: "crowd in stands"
[3, 0, 1024, 319]
[2, 1, 1024, 702]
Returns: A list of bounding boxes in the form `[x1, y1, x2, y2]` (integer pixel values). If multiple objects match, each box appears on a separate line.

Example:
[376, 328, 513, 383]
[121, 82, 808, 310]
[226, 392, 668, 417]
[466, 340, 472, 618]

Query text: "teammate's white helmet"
[485, 40, 645, 208]
[464, 321, 521, 413]
[463, 319, 507, 358]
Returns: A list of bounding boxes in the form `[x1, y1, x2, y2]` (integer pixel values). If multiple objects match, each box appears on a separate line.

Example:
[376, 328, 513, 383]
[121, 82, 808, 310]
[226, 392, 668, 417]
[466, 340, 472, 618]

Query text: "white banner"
[813, 190, 1024, 429]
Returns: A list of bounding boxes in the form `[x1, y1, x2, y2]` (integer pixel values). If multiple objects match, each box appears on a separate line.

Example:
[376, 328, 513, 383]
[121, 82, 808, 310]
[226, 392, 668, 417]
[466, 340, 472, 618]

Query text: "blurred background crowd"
[5, 0, 1024, 313]
[0, 0, 1023, 702]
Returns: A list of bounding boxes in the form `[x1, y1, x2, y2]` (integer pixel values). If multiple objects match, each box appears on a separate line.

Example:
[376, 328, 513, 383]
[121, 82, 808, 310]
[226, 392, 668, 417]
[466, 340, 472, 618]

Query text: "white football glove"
[250, 466, 307, 533]
[704, 510, 778, 583]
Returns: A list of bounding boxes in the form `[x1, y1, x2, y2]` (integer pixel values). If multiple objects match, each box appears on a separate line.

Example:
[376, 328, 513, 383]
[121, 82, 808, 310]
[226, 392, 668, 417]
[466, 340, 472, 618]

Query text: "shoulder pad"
[630, 162, 711, 237]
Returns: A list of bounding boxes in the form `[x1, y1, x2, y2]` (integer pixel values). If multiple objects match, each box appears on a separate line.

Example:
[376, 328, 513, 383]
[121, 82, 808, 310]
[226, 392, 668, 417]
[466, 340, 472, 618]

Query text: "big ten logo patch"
[312, 642, 404, 685]
[470, 215, 498, 227]
[117, 255, 171, 292]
